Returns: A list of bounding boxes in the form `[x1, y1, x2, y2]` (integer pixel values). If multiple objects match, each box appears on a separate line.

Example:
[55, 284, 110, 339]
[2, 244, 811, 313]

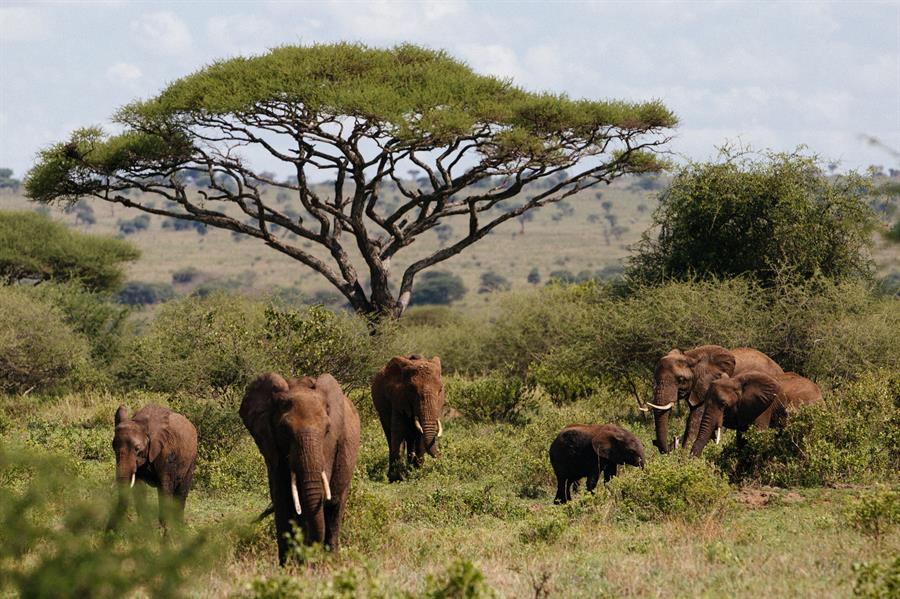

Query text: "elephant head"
[690, 372, 779, 458]
[650, 346, 736, 454]
[240, 373, 339, 547]
[112, 405, 158, 488]
[596, 426, 645, 469]
[393, 355, 445, 458]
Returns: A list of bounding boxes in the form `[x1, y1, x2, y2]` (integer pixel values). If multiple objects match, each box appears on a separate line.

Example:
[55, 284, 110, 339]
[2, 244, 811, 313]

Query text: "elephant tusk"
[414, 419, 424, 434]
[646, 401, 674, 411]
[638, 405, 650, 412]
[130, 472, 136, 488]
[437, 420, 443, 438]
[673, 436, 680, 450]
[715, 427, 722, 445]
[290, 471, 302, 515]
[321, 471, 332, 501]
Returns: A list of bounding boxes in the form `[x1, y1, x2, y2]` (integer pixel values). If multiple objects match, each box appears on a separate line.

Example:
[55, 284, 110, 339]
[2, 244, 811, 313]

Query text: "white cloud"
[456, 44, 521, 80]
[131, 12, 192, 55]
[206, 15, 280, 56]
[0, 7, 49, 42]
[106, 62, 142, 83]
[334, 0, 469, 40]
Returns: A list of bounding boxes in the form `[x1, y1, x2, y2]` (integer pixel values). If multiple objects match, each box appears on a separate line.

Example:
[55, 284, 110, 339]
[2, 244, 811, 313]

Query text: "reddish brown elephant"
[240, 372, 360, 564]
[691, 371, 824, 457]
[109, 404, 197, 528]
[372, 355, 444, 481]
[549, 423, 645, 503]
[647, 345, 783, 454]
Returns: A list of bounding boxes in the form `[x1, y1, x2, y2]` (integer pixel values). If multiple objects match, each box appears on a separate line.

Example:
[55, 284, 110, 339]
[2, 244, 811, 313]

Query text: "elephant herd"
[108, 345, 822, 564]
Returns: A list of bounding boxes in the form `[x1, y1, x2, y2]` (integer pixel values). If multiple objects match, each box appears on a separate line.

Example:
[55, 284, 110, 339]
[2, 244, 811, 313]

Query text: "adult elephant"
[240, 372, 360, 564]
[690, 371, 824, 457]
[648, 345, 783, 454]
[109, 404, 197, 529]
[371, 354, 444, 482]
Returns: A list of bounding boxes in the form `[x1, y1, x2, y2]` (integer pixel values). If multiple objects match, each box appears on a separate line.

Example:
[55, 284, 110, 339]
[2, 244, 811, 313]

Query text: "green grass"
[1, 385, 897, 598]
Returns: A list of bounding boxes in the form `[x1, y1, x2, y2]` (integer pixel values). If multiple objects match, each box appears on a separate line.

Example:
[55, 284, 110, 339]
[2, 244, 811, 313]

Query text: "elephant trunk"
[293, 433, 327, 544]
[418, 396, 441, 458]
[691, 405, 722, 458]
[650, 384, 677, 454]
[115, 454, 137, 488]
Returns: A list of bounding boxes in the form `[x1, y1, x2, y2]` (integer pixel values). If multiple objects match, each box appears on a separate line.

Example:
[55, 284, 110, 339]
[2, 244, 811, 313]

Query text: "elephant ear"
[144, 406, 170, 463]
[429, 356, 442, 374]
[240, 373, 290, 469]
[593, 427, 626, 461]
[687, 346, 736, 407]
[730, 372, 780, 429]
[386, 355, 417, 378]
[114, 405, 129, 425]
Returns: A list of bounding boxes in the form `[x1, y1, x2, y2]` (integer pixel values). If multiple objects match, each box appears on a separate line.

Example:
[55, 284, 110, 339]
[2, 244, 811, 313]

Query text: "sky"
[1, 0, 899, 180]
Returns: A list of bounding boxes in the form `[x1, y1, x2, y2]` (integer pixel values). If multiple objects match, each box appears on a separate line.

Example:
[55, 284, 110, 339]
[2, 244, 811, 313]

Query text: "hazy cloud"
[131, 12, 192, 56]
[106, 62, 142, 83]
[0, 7, 49, 42]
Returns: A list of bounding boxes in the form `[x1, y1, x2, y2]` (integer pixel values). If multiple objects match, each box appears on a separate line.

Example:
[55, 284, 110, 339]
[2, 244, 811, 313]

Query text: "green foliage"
[715, 371, 900, 486]
[885, 220, 900, 242]
[846, 489, 900, 542]
[0, 166, 21, 189]
[423, 560, 496, 599]
[526, 360, 605, 404]
[853, 557, 900, 599]
[0, 210, 139, 291]
[609, 454, 731, 521]
[117, 214, 150, 235]
[412, 271, 467, 306]
[478, 271, 511, 294]
[519, 510, 569, 544]
[446, 374, 534, 423]
[116, 280, 177, 305]
[0, 447, 220, 598]
[630, 150, 878, 286]
[0, 285, 93, 393]
[171, 266, 201, 284]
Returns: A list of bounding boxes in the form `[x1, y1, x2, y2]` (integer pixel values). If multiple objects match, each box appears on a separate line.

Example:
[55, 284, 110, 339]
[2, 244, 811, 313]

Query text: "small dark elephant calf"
[549, 423, 645, 504]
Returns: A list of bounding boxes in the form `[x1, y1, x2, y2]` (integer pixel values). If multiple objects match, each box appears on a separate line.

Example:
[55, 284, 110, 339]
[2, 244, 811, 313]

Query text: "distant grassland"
[2, 178, 899, 309]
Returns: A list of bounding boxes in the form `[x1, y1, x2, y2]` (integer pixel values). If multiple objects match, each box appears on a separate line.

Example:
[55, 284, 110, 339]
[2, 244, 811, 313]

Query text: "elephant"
[371, 354, 444, 482]
[240, 372, 360, 564]
[549, 424, 645, 504]
[109, 404, 197, 528]
[690, 370, 824, 457]
[647, 345, 783, 454]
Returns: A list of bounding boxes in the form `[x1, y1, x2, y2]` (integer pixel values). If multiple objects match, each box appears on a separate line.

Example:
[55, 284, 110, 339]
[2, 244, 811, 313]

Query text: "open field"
[2, 379, 898, 598]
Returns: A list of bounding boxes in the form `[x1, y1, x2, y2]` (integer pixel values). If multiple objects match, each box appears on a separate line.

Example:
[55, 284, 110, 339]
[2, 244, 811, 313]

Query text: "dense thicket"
[628, 151, 877, 286]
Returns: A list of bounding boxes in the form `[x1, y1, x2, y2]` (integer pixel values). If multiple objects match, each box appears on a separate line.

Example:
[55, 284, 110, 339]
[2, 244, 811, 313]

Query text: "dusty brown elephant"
[371, 354, 444, 482]
[109, 404, 197, 528]
[240, 372, 360, 564]
[647, 345, 783, 454]
[549, 424, 645, 503]
[690, 371, 824, 457]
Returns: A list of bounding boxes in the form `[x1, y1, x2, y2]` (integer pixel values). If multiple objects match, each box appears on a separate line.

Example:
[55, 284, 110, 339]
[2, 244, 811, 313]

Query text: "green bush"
[0, 447, 220, 598]
[853, 557, 900, 599]
[846, 489, 900, 542]
[609, 454, 731, 521]
[423, 559, 496, 599]
[715, 370, 899, 486]
[116, 280, 176, 305]
[411, 271, 467, 306]
[0, 286, 93, 393]
[526, 359, 605, 404]
[446, 374, 533, 424]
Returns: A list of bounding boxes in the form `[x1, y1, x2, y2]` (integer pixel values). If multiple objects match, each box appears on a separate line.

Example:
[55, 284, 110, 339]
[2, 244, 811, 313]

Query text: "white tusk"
[321, 471, 332, 501]
[290, 471, 302, 515]
[673, 437, 680, 450]
[130, 472, 136, 488]
[437, 420, 443, 438]
[646, 402, 675, 411]
[715, 427, 722, 445]
[414, 419, 424, 434]
[638, 406, 650, 412]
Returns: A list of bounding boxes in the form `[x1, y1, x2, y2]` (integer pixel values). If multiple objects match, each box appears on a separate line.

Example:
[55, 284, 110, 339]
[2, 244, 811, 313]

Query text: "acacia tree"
[27, 44, 676, 318]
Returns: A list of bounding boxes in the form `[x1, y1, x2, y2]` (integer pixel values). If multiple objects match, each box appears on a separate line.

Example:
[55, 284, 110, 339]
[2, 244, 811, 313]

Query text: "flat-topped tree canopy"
[27, 43, 676, 318]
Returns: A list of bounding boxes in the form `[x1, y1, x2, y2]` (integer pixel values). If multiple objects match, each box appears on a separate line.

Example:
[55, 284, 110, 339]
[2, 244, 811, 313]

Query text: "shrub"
[446, 374, 534, 424]
[846, 489, 900, 543]
[609, 454, 731, 521]
[526, 360, 605, 404]
[411, 271, 467, 306]
[853, 557, 900, 599]
[629, 149, 877, 286]
[423, 559, 496, 599]
[478, 271, 511, 294]
[0, 286, 93, 393]
[171, 266, 201, 284]
[117, 214, 150, 235]
[116, 281, 177, 306]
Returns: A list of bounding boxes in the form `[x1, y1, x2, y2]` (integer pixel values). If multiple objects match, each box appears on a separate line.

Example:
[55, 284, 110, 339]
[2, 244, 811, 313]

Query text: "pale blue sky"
[1, 1, 898, 179]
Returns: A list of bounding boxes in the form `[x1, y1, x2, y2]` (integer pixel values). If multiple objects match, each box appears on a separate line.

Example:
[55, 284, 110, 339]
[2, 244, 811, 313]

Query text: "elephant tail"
[254, 502, 275, 522]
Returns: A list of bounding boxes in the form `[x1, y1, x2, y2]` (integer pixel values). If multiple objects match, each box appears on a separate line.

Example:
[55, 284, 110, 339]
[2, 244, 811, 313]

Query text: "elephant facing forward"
[691, 371, 823, 457]
[109, 404, 197, 529]
[240, 372, 360, 564]
[648, 345, 783, 454]
[549, 424, 645, 504]
[372, 355, 444, 482]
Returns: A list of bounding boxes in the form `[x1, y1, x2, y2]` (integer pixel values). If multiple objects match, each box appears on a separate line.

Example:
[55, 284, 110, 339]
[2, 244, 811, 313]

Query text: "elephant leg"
[323, 493, 347, 551]
[682, 406, 704, 449]
[388, 413, 407, 482]
[106, 488, 131, 531]
[156, 470, 178, 529]
[603, 463, 618, 483]
[172, 460, 195, 525]
[735, 430, 746, 450]
[565, 479, 575, 501]
[554, 476, 567, 504]
[586, 466, 601, 493]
